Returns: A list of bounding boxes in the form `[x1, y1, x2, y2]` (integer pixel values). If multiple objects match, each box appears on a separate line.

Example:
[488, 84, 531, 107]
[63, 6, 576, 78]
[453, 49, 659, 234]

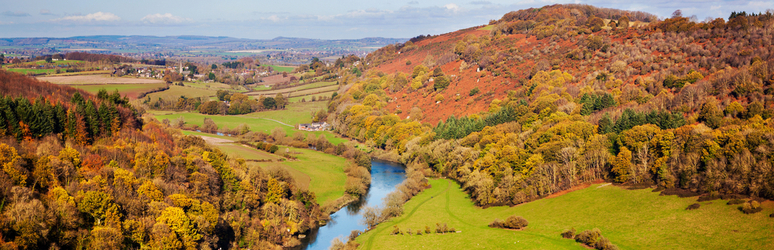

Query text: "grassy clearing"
[180, 130, 235, 141]
[72, 83, 167, 97]
[217, 143, 280, 161]
[246, 84, 338, 97]
[7, 68, 57, 74]
[144, 85, 217, 101]
[275, 145, 347, 204]
[51, 70, 111, 76]
[268, 65, 295, 73]
[150, 102, 347, 145]
[37, 74, 164, 84]
[299, 81, 337, 90]
[288, 93, 335, 103]
[478, 25, 494, 31]
[357, 179, 774, 250]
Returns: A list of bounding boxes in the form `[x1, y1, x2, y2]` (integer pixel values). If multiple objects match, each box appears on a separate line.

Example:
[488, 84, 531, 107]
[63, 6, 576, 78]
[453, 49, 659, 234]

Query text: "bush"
[686, 203, 700, 210]
[594, 236, 619, 250]
[727, 199, 745, 205]
[575, 229, 602, 246]
[741, 200, 763, 214]
[269, 145, 279, 153]
[469, 87, 480, 96]
[504, 215, 528, 229]
[489, 215, 528, 229]
[562, 228, 576, 239]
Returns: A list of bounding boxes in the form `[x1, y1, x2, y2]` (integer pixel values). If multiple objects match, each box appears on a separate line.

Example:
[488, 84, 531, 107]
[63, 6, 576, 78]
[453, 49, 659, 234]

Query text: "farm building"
[298, 122, 330, 131]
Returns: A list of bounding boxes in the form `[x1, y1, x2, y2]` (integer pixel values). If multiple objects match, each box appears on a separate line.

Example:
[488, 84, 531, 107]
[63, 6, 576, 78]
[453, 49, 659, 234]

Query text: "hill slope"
[328, 4, 774, 207]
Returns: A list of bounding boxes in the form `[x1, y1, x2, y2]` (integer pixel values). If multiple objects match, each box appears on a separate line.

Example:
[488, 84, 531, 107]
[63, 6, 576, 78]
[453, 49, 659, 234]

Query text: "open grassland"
[150, 102, 346, 145]
[6, 68, 57, 74]
[144, 85, 217, 101]
[299, 81, 337, 90]
[37, 74, 165, 85]
[288, 93, 335, 103]
[357, 179, 774, 250]
[274, 145, 347, 205]
[180, 130, 235, 140]
[51, 70, 112, 76]
[267, 65, 295, 73]
[217, 143, 280, 161]
[246, 83, 338, 97]
[72, 83, 167, 99]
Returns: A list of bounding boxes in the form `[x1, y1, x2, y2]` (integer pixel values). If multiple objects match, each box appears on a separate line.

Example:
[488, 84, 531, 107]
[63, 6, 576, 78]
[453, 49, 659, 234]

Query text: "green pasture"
[72, 83, 167, 95]
[6, 68, 57, 74]
[144, 85, 217, 101]
[274, 145, 348, 204]
[267, 65, 295, 73]
[357, 179, 774, 250]
[288, 91, 336, 103]
[150, 102, 346, 145]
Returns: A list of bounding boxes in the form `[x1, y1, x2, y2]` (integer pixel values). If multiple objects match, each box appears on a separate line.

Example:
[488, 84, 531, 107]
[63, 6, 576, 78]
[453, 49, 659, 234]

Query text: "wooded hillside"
[328, 4, 774, 207]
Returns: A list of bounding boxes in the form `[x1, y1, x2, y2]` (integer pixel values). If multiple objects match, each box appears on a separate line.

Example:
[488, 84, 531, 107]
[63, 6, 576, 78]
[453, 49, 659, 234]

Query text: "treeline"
[64, 52, 134, 63]
[198, 91, 287, 115]
[0, 71, 139, 143]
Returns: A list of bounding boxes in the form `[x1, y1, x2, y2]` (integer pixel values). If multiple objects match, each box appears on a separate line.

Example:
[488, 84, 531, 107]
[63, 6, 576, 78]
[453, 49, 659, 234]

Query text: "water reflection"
[295, 160, 406, 250]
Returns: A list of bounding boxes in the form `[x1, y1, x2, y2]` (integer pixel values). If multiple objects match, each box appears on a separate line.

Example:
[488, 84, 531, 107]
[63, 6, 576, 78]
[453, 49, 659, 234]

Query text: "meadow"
[150, 101, 346, 145]
[356, 179, 774, 250]
[267, 65, 295, 73]
[6, 68, 57, 74]
[143, 85, 218, 101]
[72, 83, 167, 97]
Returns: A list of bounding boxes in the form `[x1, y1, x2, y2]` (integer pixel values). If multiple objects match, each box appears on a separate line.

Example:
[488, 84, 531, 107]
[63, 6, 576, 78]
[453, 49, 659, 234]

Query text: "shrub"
[686, 203, 700, 210]
[562, 228, 576, 239]
[741, 200, 763, 214]
[391, 226, 401, 235]
[594, 236, 619, 250]
[727, 199, 745, 205]
[504, 215, 528, 229]
[406, 60, 412, 65]
[434, 94, 444, 102]
[575, 229, 602, 246]
[469, 87, 480, 96]
[489, 216, 528, 229]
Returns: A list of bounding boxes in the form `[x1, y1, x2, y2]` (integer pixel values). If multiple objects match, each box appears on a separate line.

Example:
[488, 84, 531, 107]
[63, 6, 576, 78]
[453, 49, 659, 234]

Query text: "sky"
[0, 0, 772, 39]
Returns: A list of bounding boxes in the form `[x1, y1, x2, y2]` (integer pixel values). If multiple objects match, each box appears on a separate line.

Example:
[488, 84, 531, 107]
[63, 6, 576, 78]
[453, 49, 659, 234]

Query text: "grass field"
[150, 102, 346, 145]
[6, 68, 57, 74]
[37, 74, 165, 85]
[246, 83, 338, 97]
[274, 145, 348, 204]
[144, 85, 218, 101]
[267, 65, 295, 73]
[66, 83, 167, 99]
[288, 91, 336, 103]
[356, 179, 774, 250]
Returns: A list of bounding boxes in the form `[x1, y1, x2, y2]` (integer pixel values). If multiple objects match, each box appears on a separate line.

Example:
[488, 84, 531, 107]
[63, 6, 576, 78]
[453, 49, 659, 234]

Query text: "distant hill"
[0, 35, 407, 53]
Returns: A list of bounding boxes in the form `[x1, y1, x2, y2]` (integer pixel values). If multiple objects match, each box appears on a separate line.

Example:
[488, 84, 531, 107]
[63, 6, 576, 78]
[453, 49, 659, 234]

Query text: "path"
[262, 118, 293, 127]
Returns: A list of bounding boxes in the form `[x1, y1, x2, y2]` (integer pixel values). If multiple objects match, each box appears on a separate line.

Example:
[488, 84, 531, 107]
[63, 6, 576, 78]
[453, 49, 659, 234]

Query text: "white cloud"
[56, 12, 120, 22]
[445, 3, 461, 12]
[141, 13, 192, 24]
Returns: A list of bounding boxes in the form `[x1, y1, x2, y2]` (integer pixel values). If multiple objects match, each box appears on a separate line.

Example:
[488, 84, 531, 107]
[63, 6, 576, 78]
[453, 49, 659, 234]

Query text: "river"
[296, 160, 406, 249]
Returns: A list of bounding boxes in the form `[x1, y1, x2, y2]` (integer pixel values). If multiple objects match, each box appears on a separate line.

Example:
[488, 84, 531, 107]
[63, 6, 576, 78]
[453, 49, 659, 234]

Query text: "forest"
[0, 71, 332, 249]
[327, 4, 774, 208]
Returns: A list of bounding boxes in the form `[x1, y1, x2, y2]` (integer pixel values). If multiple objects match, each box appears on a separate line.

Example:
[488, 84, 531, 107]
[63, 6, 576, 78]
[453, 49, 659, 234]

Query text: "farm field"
[5, 68, 57, 74]
[288, 93, 335, 103]
[356, 179, 774, 250]
[144, 85, 218, 101]
[72, 83, 166, 97]
[272, 145, 348, 204]
[37, 74, 165, 85]
[267, 65, 295, 73]
[245, 83, 338, 97]
[150, 102, 346, 145]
